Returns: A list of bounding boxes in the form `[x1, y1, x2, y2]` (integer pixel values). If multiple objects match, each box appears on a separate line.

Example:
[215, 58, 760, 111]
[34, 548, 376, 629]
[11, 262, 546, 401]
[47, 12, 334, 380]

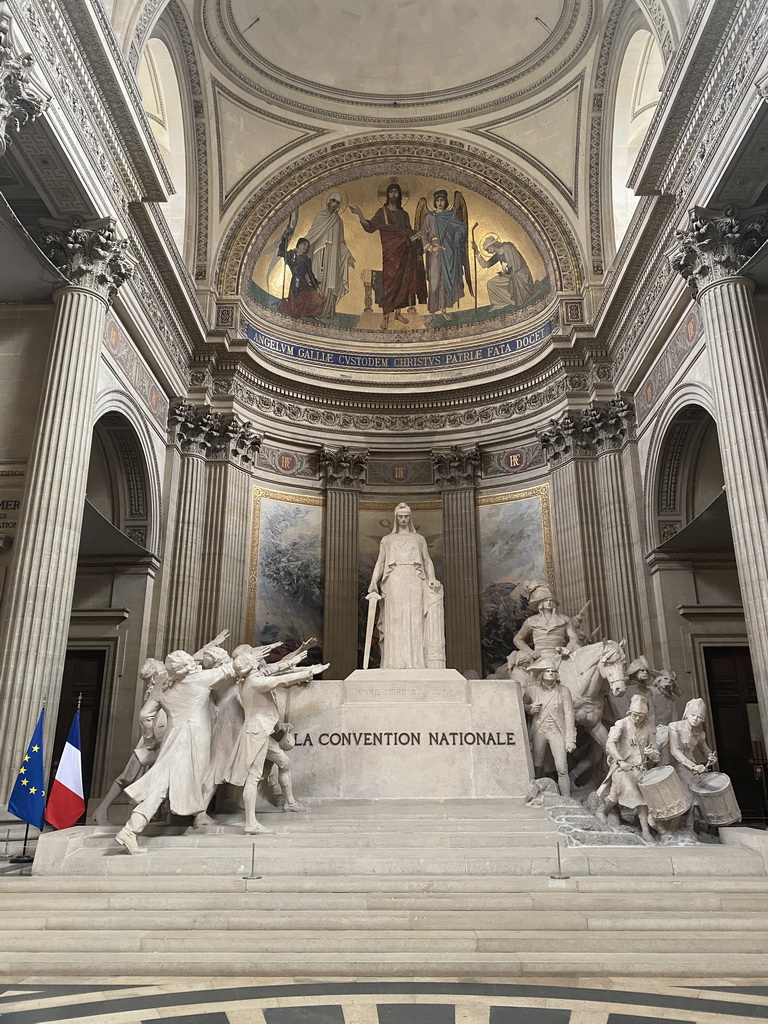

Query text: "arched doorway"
[50, 412, 160, 818]
[648, 404, 766, 822]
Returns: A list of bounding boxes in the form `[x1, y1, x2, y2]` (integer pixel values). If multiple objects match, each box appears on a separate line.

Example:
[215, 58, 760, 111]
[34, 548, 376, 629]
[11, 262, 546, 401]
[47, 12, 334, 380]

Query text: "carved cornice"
[667, 204, 768, 298]
[39, 216, 132, 301]
[318, 446, 369, 489]
[0, 5, 49, 156]
[537, 399, 635, 465]
[431, 445, 481, 489]
[208, 358, 597, 436]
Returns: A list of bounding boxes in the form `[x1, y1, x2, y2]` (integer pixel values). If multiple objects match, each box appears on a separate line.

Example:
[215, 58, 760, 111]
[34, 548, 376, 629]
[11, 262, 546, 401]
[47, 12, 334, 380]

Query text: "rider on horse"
[512, 582, 583, 662]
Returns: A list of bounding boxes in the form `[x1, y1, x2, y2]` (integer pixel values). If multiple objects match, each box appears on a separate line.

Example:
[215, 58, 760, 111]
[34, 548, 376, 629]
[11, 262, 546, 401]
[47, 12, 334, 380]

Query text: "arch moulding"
[642, 380, 717, 551]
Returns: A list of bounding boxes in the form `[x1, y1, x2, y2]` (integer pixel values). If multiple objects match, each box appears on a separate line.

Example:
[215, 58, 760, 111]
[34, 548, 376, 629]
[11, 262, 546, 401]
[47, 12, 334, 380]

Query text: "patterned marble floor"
[0, 979, 767, 1024]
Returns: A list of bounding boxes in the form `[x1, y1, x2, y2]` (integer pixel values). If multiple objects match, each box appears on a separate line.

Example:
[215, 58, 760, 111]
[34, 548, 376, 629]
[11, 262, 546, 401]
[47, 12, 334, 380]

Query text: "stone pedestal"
[286, 669, 533, 800]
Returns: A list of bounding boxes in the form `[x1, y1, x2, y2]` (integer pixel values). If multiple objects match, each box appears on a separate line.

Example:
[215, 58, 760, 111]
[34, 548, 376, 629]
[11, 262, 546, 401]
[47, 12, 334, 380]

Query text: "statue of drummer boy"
[596, 693, 660, 839]
[668, 697, 717, 829]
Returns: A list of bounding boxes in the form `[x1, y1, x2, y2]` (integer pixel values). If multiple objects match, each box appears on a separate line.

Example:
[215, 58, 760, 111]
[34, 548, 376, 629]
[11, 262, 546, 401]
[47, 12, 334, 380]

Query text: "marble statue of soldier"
[652, 669, 683, 727]
[115, 649, 236, 854]
[92, 658, 168, 826]
[523, 655, 577, 798]
[225, 648, 328, 835]
[597, 693, 660, 839]
[513, 582, 581, 662]
[669, 697, 717, 828]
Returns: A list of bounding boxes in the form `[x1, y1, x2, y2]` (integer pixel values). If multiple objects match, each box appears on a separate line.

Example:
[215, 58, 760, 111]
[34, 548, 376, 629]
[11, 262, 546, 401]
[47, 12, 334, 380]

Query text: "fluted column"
[319, 446, 368, 678]
[196, 417, 261, 648]
[0, 216, 131, 802]
[591, 402, 645, 654]
[669, 203, 768, 739]
[538, 412, 609, 639]
[163, 403, 216, 653]
[432, 445, 482, 675]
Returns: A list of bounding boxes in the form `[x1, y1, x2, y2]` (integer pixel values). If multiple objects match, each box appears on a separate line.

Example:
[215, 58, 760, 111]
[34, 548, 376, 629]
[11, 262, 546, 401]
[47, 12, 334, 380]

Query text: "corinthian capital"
[318, 446, 368, 489]
[208, 414, 262, 469]
[168, 400, 221, 457]
[431, 445, 480, 489]
[0, 7, 50, 156]
[39, 216, 133, 300]
[667, 205, 768, 298]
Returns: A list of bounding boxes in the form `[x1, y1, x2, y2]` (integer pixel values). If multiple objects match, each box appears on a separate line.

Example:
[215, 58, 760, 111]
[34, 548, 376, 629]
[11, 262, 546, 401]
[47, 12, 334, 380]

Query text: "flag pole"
[7, 697, 47, 864]
[9, 823, 32, 865]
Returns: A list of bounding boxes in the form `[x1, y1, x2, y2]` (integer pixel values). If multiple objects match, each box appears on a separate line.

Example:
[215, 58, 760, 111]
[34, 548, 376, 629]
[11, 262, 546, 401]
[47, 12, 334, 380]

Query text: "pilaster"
[196, 415, 261, 649]
[163, 402, 216, 653]
[431, 445, 482, 675]
[319, 446, 368, 678]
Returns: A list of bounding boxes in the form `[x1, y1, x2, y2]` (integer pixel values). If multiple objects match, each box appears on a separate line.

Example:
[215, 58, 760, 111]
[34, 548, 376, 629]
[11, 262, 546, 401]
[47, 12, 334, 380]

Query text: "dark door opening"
[704, 645, 767, 825]
[49, 649, 107, 820]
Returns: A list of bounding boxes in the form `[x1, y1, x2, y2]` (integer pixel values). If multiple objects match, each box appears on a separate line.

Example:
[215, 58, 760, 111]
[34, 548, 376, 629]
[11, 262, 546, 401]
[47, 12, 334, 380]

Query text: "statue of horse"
[557, 638, 627, 781]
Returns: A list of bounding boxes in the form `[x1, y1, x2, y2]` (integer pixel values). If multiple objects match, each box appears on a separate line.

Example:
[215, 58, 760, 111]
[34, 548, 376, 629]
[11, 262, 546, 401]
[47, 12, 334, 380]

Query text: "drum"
[638, 765, 692, 820]
[689, 772, 742, 826]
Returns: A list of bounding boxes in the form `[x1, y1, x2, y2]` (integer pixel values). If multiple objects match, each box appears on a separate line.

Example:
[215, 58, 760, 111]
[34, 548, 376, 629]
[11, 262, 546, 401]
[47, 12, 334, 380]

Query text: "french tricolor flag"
[45, 710, 85, 829]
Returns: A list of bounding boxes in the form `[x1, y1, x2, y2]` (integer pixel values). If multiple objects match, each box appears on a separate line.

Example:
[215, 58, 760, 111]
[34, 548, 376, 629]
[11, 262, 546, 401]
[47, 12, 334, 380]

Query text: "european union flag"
[8, 708, 46, 830]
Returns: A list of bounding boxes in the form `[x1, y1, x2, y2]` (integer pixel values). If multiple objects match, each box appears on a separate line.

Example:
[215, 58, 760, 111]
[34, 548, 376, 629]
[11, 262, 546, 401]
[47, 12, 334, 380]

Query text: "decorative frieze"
[667, 205, 768, 298]
[39, 216, 132, 301]
[482, 443, 545, 477]
[0, 5, 49, 156]
[318, 446, 368, 489]
[538, 400, 635, 465]
[366, 459, 433, 487]
[431, 446, 481, 489]
[259, 446, 317, 478]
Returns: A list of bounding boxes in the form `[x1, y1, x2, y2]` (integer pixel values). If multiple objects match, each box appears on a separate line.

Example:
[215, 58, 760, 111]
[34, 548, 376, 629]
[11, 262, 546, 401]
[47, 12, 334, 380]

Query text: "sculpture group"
[102, 508, 740, 853]
[99, 631, 327, 854]
[509, 579, 741, 841]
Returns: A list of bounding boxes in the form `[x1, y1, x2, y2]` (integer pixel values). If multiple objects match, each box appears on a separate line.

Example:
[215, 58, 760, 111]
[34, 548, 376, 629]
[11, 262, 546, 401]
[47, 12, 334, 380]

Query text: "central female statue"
[367, 503, 446, 669]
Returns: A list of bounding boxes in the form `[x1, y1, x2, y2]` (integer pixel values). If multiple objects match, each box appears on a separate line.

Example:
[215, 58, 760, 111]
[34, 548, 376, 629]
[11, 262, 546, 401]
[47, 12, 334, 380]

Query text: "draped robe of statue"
[368, 507, 445, 669]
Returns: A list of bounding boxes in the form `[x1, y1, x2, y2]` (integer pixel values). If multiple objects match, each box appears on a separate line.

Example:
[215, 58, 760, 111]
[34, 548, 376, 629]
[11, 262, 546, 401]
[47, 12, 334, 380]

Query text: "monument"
[289, 502, 533, 800]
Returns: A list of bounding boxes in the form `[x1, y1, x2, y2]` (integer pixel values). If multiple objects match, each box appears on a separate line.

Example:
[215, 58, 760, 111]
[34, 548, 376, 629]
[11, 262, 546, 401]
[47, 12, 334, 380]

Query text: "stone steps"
[5, 890, 768, 913]
[3, 800, 767, 980]
[1, 949, 768, 978]
[1, 927, 766, 954]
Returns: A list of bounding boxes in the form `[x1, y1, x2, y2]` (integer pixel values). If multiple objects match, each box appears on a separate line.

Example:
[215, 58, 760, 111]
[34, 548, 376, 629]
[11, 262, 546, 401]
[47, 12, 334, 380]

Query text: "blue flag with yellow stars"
[8, 708, 46, 830]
